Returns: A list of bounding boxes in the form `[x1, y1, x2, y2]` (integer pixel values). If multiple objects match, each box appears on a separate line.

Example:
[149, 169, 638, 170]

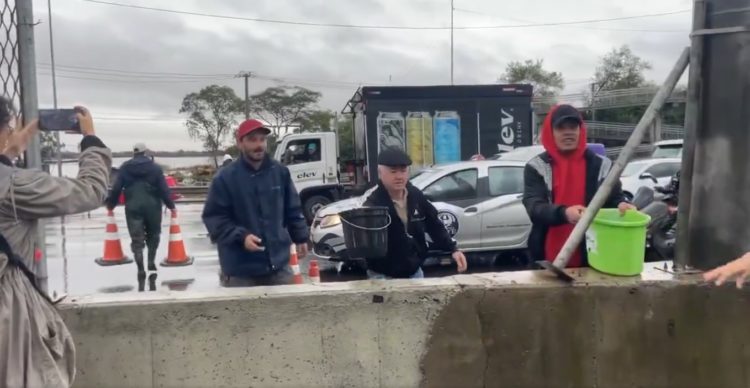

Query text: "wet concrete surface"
[44, 204, 515, 297]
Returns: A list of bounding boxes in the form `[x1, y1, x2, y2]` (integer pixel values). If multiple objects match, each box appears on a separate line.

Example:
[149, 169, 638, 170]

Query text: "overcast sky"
[30, 0, 692, 152]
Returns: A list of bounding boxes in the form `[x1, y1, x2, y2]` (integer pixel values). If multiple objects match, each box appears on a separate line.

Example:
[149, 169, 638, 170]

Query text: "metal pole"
[674, 0, 705, 270]
[450, 0, 454, 85]
[590, 83, 597, 122]
[235, 71, 252, 119]
[17, 0, 48, 291]
[547, 47, 690, 273]
[244, 74, 249, 119]
[47, 0, 62, 178]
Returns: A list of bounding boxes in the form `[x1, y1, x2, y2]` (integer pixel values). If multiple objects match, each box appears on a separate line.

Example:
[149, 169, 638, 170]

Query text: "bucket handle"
[341, 213, 392, 231]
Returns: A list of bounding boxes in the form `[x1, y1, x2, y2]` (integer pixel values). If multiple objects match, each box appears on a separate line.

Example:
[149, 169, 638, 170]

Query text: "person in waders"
[106, 143, 176, 275]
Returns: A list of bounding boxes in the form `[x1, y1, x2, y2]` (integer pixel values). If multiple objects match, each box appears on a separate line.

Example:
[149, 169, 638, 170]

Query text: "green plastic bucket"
[585, 209, 651, 276]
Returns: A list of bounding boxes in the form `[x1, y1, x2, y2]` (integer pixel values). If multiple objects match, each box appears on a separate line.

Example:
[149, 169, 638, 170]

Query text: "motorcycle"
[631, 171, 680, 261]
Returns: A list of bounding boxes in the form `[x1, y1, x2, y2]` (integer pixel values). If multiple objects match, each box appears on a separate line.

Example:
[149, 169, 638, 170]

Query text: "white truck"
[273, 132, 348, 221]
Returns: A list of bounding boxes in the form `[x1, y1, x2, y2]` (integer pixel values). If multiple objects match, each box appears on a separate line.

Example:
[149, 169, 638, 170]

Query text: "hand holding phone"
[38, 109, 80, 132]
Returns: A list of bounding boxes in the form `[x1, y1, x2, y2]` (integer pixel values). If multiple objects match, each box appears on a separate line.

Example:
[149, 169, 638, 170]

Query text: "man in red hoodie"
[522, 104, 635, 267]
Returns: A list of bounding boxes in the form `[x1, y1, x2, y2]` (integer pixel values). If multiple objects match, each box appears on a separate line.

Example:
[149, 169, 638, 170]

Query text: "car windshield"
[652, 146, 682, 158]
[622, 162, 648, 177]
[411, 168, 441, 188]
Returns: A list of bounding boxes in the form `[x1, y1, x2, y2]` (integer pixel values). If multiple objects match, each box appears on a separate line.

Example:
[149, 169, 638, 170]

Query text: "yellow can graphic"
[406, 111, 434, 167]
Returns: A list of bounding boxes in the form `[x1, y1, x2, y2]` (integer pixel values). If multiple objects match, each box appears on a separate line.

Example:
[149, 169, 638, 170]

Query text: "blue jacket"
[106, 154, 175, 210]
[202, 156, 309, 277]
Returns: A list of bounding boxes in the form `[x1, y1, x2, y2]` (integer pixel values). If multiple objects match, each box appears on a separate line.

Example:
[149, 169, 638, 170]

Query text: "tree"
[336, 116, 355, 161]
[180, 85, 242, 167]
[40, 132, 61, 161]
[500, 59, 564, 97]
[297, 110, 335, 133]
[594, 45, 652, 91]
[248, 86, 322, 137]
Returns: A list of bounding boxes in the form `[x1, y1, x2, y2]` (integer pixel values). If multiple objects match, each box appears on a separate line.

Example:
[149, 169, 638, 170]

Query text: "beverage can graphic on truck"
[433, 111, 461, 164]
[376, 112, 406, 152]
[406, 111, 434, 167]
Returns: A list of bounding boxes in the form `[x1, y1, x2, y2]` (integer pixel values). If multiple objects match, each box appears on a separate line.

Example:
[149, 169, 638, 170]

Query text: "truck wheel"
[304, 195, 331, 221]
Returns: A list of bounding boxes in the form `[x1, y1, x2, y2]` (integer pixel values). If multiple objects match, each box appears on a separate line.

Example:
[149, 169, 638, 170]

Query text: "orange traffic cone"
[308, 259, 320, 284]
[95, 210, 132, 266]
[290, 245, 303, 284]
[161, 211, 194, 267]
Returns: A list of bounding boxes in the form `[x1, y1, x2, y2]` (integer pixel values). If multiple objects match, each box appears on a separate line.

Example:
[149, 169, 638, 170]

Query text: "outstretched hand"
[703, 253, 750, 289]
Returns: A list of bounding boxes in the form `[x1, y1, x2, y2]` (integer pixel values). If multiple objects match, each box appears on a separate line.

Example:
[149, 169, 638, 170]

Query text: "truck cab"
[274, 132, 344, 222]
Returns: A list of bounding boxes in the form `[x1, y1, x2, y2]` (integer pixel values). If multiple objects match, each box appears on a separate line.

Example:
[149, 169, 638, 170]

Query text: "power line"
[80, 0, 690, 31]
[37, 71, 235, 84]
[455, 8, 690, 33]
[453, 7, 688, 32]
[37, 62, 233, 77]
[40, 67, 233, 80]
[37, 61, 374, 88]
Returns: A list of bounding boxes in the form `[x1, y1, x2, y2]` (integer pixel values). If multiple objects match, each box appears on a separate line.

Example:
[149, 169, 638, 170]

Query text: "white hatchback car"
[311, 160, 532, 265]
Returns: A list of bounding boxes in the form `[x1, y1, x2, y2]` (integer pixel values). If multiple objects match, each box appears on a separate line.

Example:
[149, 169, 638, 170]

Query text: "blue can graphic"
[433, 111, 461, 164]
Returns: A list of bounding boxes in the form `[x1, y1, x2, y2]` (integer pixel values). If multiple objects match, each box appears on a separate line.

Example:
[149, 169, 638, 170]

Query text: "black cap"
[377, 147, 412, 167]
[551, 104, 583, 128]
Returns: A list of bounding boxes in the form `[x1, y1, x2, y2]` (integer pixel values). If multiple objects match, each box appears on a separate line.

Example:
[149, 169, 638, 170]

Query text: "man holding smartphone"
[0, 98, 112, 387]
[202, 119, 309, 287]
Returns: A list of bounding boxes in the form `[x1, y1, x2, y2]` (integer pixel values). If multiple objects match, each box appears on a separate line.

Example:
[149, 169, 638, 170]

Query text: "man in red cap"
[202, 119, 309, 287]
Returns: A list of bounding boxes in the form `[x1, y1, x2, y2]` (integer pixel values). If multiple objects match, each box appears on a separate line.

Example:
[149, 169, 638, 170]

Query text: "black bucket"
[339, 207, 391, 259]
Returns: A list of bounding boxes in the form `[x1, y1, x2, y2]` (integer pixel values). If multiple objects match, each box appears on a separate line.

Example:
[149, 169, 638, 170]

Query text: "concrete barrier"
[60, 266, 750, 388]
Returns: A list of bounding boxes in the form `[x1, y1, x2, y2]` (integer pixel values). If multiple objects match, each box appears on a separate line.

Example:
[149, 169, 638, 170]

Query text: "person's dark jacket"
[202, 155, 309, 278]
[106, 154, 175, 210]
[362, 182, 457, 278]
[523, 149, 626, 265]
[221, 159, 232, 168]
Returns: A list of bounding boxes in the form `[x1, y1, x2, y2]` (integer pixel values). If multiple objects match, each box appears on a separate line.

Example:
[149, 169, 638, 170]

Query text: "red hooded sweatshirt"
[540, 105, 588, 267]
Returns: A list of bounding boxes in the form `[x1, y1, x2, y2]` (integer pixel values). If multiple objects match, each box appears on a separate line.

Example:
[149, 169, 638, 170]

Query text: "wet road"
[44, 204, 515, 297]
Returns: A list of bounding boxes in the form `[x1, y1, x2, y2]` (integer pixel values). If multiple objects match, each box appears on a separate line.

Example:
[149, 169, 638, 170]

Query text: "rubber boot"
[148, 273, 157, 291]
[147, 249, 157, 272]
[137, 272, 146, 292]
[134, 250, 145, 275]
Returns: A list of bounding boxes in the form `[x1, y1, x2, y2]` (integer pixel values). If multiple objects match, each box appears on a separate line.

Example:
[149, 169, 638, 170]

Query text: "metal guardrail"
[587, 121, 685, 141]
[605, 144, 655, 160]
[172, 186, 209, 198]
[533, 87, 687, 113]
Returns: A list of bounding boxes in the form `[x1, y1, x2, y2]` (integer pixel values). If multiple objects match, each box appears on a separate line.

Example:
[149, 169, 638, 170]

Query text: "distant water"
[48, 156, 215, 178]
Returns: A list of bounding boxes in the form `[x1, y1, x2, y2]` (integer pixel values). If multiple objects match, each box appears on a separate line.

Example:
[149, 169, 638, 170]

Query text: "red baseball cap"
[236, 119, 271, 141]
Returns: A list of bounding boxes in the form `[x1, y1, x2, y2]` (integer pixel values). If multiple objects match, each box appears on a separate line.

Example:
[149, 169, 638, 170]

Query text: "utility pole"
[450, 0, 454, 85]
[236, 71, 254, 119]
[47, 0, 61, 178]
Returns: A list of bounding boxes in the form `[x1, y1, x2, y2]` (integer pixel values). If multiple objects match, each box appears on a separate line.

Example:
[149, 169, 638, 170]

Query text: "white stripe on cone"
[169, 233, 184, 242]
[105, 232, 120, 240]
[310, 276, 320, 284]
[291, 264, 300, 275]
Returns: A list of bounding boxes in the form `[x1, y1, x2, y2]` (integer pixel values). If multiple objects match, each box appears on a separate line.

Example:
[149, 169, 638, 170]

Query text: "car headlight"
[319, 214, 341, 228]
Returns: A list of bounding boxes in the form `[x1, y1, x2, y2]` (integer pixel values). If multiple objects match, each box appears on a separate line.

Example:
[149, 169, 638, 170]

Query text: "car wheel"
[304, 195, 332, 221]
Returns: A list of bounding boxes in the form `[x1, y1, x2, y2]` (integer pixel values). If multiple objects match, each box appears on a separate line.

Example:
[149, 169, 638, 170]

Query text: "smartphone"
[38, 109, 80, 132]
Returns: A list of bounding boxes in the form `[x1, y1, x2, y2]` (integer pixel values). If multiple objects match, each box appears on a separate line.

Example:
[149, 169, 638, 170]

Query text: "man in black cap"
[362, 147, 468, 279]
